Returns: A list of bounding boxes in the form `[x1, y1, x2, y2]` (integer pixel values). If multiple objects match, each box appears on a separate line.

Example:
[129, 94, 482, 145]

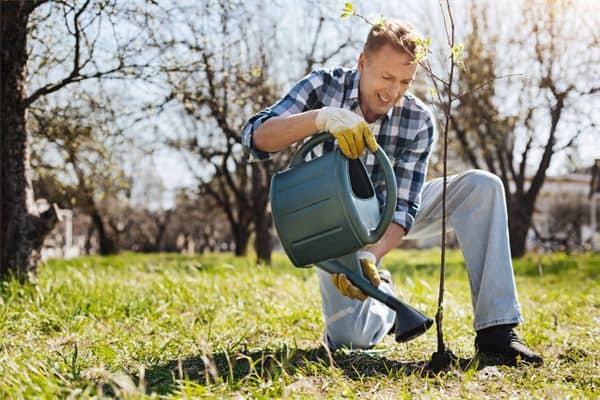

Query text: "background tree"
[156, 0, 355, 262]
[534, 193, 590, 253]
[1, 0, 155, 279]
[449, 0, 599, 256]
[119, 169, 172, 252]
[162, 190, 233, 254]
[30, 100, 132, 255]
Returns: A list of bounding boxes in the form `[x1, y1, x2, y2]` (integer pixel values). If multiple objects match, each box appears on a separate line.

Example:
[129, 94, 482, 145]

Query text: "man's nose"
[386, 81, 401, 98]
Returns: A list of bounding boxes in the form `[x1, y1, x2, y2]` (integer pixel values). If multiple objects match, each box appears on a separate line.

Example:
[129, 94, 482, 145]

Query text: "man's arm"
[253, 108, 376, 160]
[388, 100, 437, 234]
[241, 69, 327, 160]
[252, 110, 320, 152]
[243, 68, 377, 160]
[361, 105, 434, 261]
[364, 106, 435, 260]
[367, 222, 406, 260]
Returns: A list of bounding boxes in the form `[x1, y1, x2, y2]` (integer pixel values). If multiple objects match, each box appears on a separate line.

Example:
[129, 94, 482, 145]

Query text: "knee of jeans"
[463, 169, 504, 196]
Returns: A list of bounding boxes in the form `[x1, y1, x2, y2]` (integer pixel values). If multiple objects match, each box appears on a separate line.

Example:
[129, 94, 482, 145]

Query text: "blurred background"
[2, 0, 599, 274]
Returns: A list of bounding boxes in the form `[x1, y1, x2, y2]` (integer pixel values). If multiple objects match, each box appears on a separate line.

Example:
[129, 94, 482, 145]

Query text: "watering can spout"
[318, 254, 433, 343]
[389, 297, 434, 343]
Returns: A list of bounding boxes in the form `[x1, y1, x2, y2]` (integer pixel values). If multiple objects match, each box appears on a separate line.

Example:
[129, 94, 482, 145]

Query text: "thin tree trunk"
[1, 2, 59, 281]
[251, 163, 273, 263]
[507, 197, 533, 258]
[90, 211, 118, 255]
[154, 210, 172, 252]
[233, 226, 250, 256]
[85, 224, 95, 255]
[253, 214, 272, 263]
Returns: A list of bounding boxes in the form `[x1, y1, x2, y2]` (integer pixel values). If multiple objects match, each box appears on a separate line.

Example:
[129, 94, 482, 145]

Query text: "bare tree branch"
[452, 73, 524, 101]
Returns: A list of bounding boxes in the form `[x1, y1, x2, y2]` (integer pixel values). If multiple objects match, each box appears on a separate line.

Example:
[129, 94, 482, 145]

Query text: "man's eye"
[382, 76, 391, 80]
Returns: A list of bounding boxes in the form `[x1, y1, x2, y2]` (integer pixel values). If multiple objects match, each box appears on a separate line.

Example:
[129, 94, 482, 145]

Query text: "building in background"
[528, 159, 600, 252]
[38, 201, 84, 260]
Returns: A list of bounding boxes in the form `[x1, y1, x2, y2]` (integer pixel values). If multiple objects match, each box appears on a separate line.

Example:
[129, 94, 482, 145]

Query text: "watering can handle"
[289, 132, 397, 244]
[289, 132, 331, 168]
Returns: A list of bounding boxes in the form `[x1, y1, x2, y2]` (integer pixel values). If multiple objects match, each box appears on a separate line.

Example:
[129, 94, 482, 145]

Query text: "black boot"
[475, 324, 543, 366]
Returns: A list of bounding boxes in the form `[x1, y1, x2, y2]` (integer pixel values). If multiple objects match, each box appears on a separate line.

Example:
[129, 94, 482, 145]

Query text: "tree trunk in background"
[90, 211, 118, 255]
[507, 197, 533, 258]
[154, 210, 172, 252]
[232, 224, 250, 256]
[252, 163, 273, 264]
[1, 2, 59, 281]
[253, 211, 272, 263]
[85, 224, 95, 255]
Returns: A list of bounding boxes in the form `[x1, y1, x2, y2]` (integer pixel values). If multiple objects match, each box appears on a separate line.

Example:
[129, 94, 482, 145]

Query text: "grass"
[0, 250, 598, 399]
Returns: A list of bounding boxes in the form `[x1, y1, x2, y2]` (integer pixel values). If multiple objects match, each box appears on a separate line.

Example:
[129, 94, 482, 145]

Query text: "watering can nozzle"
[388, 296, 434, 343]
[319, 256, 433, 343]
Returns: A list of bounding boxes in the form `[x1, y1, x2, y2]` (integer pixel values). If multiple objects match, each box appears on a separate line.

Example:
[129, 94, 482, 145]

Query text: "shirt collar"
[347, 69, 398, 122]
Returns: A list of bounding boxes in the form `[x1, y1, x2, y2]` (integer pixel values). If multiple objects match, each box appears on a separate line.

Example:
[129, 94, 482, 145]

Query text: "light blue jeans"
[319, 170, 523, 350]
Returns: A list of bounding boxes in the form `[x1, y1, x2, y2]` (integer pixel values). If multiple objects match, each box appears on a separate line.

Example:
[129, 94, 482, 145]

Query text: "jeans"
[319, 169, 523, 350]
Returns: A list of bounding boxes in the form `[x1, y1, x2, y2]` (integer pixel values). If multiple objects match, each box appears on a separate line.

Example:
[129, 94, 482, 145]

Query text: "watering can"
[270, 132, 433, 343]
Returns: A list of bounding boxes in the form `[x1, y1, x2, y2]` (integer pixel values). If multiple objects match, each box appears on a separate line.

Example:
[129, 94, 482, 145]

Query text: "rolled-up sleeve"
[241, 69, 326, 161]
[393, 110, 436, 232]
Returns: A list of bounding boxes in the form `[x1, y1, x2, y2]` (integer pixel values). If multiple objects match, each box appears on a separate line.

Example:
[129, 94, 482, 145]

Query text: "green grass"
[0, 250, 598, 399]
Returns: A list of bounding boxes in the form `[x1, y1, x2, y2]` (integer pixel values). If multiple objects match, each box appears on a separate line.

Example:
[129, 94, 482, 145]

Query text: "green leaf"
[451, 44, 464, 55]
[343, 2, 354, 12]
[340, 11, 351, 18]
[416, 37, 432, 54]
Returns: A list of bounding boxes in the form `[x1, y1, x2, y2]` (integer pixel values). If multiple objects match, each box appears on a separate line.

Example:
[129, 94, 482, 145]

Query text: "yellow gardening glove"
[331, 251, 381, 301]
[315, 107, 378, 159]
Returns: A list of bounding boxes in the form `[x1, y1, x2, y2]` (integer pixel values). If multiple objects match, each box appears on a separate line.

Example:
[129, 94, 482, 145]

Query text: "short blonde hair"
[363, 19, 422, 59]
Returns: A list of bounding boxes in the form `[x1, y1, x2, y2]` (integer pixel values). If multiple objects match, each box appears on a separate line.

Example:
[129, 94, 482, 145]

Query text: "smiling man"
[242, 19, 542, 366]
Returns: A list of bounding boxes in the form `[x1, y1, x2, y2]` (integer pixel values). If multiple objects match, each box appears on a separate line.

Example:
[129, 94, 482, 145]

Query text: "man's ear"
[358, 52, 367, 73]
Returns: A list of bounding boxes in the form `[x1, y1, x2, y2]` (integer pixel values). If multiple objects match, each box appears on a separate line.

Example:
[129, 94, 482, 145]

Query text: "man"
[242, 20, 542, 366]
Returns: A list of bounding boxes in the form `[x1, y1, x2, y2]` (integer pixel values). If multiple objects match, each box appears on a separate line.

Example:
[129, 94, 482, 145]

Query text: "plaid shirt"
[241, 67, 437, 232]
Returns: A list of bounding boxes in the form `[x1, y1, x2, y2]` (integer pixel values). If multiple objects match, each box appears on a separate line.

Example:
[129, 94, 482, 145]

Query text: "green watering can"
[270, 133, 433, 343]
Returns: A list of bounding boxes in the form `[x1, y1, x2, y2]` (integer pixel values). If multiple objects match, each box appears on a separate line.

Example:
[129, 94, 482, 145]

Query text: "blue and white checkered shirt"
[241, 67, 437, 232]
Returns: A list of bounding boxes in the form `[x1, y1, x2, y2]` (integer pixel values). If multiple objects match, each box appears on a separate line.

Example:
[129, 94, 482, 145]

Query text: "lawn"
[1, 250, 598, 399]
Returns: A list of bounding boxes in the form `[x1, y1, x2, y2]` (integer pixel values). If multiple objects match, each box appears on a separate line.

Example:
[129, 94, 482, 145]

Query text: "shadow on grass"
[142, 345, 484, 395]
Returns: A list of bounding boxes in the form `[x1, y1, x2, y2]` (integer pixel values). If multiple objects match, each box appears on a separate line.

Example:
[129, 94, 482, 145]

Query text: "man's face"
[358, 44, 418, 123]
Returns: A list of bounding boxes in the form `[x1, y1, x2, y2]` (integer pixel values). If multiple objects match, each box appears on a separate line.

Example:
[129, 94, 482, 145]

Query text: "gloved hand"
[315, 107, 378, 159]
[331, 251, 381, 301]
